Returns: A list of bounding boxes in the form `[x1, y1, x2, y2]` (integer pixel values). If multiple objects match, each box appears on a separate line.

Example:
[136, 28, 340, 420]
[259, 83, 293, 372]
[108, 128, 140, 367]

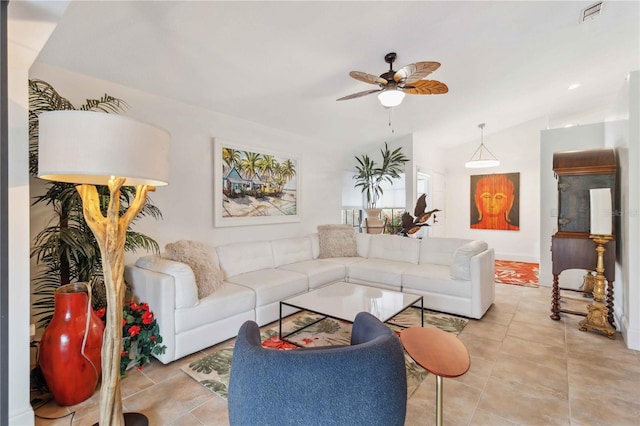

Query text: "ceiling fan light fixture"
[465, 123, 500, 168]
[378, 89, 405, 108]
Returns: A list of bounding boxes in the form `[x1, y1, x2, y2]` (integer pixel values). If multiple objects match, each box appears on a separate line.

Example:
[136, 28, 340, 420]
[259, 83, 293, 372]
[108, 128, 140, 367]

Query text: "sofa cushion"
[175, 282, 255, 334]
[402, 264, 472, 298]
[317, 224, 358, 258]
[226, 269, 308, 307]
[451, 241, 489, 280]
[348, 259, 411, 289]
[419, 238, 472, 265]
[356, 233, 371, 258]
[216, 241, 275, 278]
[278, 259, 346, 289]
[165, 240, 224, 298]
[367, 235, 420, 264]
[135, 255, 199, 309]
[271, 237, 313, 267]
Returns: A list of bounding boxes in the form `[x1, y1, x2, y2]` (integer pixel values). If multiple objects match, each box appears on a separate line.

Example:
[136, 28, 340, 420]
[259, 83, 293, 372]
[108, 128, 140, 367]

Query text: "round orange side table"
[400, 327, 470, 426]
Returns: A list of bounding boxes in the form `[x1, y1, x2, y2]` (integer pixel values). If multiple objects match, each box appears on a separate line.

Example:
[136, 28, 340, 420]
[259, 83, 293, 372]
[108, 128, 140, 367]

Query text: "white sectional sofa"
[125, 233, 495, 364]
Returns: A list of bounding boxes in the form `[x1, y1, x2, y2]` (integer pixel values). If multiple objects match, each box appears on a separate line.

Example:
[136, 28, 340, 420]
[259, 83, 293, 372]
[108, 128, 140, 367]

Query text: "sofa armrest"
[135, 255, 199, 309]
[468, 248, 496, 319]
[124, 264, 178, 364]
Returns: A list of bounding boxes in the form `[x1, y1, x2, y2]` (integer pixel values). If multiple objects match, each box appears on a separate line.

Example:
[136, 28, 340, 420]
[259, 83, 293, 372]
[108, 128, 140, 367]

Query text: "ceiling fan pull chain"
[388, 108, 395, 134]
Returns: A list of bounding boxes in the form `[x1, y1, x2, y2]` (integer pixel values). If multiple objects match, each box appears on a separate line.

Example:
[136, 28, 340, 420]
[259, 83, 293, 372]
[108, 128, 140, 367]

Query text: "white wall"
[8, 1, 69, 424]
[607, 71, 639, 350]
[413, 130, 446, 237]
[443, 117, 546, 262]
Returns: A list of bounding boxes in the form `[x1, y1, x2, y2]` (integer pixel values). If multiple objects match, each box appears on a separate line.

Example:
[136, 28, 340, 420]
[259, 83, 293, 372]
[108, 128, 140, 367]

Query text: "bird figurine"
[400, 194, 441, 236]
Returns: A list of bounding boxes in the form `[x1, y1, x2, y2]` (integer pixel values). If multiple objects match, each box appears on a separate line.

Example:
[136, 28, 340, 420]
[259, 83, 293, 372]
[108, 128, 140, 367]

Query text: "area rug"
[495, 259, 539, 287]
[181, 307, 468, 400]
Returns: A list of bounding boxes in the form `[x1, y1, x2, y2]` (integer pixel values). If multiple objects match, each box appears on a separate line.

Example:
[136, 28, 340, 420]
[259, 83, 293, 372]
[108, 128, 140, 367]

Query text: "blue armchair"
[228, 311, 407, 426]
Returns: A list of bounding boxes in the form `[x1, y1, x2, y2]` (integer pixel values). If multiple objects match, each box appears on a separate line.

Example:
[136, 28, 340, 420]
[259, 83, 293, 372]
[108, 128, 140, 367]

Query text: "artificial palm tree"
[29, 79, 162, 327]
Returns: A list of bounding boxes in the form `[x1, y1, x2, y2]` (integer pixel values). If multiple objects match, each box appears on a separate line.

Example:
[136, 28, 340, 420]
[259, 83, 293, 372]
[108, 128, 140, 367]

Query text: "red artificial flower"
[142, 310, 154, 325]
[128, 325, 141, 337]
[141, 303, 149, 311]
[130, 302, 140, 311]
[121, 350, 127, 356]
[95, 307, 106, 319]
[151, 335, 156, 341]
[122, 318, 127, 327]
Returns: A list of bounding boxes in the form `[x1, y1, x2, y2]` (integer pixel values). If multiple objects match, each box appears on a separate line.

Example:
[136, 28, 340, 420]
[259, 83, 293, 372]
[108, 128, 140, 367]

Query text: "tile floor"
[34, 283, 640, 425]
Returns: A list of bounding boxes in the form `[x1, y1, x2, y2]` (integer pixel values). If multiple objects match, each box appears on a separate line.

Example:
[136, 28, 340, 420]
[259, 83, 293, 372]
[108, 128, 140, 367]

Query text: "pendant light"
[465, 123, 500, 168]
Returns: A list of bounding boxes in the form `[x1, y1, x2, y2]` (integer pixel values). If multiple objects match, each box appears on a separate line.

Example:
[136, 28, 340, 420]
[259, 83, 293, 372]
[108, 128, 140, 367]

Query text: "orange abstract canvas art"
[470, 173, 520, 230]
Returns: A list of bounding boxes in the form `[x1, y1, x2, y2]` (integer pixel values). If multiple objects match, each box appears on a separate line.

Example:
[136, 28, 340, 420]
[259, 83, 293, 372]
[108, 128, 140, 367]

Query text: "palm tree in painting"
[256, 154, 279, 193]
[240, 151, 261, 183]
[280, 159, 296, 183]
[222, 148, 241, 174]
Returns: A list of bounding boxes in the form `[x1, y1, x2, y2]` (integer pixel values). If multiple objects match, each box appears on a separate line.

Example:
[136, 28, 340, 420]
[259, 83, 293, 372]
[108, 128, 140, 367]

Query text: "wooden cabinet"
[550, 149, 617, 324]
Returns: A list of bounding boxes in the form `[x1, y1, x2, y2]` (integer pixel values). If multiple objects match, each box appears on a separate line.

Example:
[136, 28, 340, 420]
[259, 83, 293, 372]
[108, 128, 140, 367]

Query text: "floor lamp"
[38, 111, 170, 425]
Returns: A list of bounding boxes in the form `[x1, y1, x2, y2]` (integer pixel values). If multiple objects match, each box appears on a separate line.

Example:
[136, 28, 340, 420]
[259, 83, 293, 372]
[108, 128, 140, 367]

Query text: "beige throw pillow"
[317, 224, 358, 258]
[164, 240, 224, 298]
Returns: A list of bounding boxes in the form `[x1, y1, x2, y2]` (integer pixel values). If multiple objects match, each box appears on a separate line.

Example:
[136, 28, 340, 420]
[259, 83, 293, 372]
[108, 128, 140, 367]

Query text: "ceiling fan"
[337, 52, 448, 107]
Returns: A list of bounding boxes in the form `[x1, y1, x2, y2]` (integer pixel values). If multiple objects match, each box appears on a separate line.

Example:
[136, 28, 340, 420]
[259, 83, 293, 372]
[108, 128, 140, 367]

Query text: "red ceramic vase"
[39, 283, 104, 406]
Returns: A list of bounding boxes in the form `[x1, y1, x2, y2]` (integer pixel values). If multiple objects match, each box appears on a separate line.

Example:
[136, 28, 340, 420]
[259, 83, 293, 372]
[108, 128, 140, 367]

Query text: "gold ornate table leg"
[579, 235, 616, 339]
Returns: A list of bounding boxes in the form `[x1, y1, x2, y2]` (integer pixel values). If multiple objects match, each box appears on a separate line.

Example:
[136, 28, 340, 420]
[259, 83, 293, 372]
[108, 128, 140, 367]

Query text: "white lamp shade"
[38, 111, 170, 186]
[378, 90, 405, 108]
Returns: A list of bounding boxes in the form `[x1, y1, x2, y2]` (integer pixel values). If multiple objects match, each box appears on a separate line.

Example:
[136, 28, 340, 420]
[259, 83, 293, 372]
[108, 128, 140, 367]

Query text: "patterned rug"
[181, 307, 468, 400]
[495, 260, 539, 287]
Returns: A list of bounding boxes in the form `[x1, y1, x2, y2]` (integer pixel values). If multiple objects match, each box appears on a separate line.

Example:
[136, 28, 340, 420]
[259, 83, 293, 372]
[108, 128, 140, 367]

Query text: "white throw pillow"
[317, 224, 358, 258]
[165, 240, 224, 298]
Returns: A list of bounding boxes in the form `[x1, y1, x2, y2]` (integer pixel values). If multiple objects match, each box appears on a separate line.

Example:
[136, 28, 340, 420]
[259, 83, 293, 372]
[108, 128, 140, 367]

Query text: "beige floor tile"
[190, 396, 230, 426]
[506, 319, 566, 347]
[568, 357, 640, 405]
[469, 408, 519, 426]
[122, 371, 214, 424]
[491, 352, 568, 399]
[478, 304, 515, 326]
[462, 320, 509, 342]
[499, 334, 567, 370]
[477, 376, 570, 425]
[167, 412, 205, 425]
[451, 355, 493, 390]
[458, 333, 503, 362]
[570, 387, 640, 426]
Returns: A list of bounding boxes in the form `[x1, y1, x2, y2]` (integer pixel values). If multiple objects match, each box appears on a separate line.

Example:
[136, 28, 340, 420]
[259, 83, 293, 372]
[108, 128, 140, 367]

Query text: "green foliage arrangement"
[353, 143, 409, 209]
[29, 79, 162, 326]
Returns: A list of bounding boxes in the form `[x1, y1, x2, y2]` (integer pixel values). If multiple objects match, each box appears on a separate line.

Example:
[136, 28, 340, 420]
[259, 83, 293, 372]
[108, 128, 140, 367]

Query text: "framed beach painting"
[470, 172, 520, 231]
[214, 138, 300, 227]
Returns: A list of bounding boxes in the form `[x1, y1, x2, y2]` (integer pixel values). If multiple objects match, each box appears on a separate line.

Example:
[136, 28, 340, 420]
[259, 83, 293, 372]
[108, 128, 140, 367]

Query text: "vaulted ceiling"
[36, 1, 640, 150]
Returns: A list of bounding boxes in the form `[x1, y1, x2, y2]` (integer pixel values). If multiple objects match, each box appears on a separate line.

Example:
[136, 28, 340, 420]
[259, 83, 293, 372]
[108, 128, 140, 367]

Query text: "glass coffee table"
[279, 281, 423, 343]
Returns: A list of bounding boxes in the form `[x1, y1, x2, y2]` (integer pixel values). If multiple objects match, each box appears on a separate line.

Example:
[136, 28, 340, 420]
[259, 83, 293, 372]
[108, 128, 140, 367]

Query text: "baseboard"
[620, 313, 640, 351]
[10, 405, 34, 425]
[494, 253, 540, 263]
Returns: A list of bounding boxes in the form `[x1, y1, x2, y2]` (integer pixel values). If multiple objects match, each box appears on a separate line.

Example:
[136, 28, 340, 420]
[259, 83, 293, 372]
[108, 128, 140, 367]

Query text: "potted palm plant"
[353, 142, 409, 233]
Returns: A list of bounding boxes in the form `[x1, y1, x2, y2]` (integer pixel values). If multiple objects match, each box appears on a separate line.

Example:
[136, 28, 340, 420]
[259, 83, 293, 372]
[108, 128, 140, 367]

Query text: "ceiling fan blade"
[402, 80, 449, 95]
[349, 71, 388, 85]
[394, 62, 441, 84]
[336, 89, 382, 101]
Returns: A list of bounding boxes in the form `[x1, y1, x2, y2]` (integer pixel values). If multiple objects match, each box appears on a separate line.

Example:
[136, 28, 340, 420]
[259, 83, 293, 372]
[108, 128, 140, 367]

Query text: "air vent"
[581, 2, 603, 23]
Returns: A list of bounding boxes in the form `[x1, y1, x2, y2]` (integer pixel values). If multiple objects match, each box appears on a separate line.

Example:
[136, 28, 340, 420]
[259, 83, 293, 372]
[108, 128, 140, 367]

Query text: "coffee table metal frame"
[278, 281, 423, 344]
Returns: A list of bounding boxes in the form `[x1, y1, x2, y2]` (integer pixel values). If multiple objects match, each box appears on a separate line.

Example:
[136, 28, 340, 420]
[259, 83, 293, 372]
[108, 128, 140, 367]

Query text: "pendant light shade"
[378, 89, 405, 108]
[465, 123, 500, 168]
